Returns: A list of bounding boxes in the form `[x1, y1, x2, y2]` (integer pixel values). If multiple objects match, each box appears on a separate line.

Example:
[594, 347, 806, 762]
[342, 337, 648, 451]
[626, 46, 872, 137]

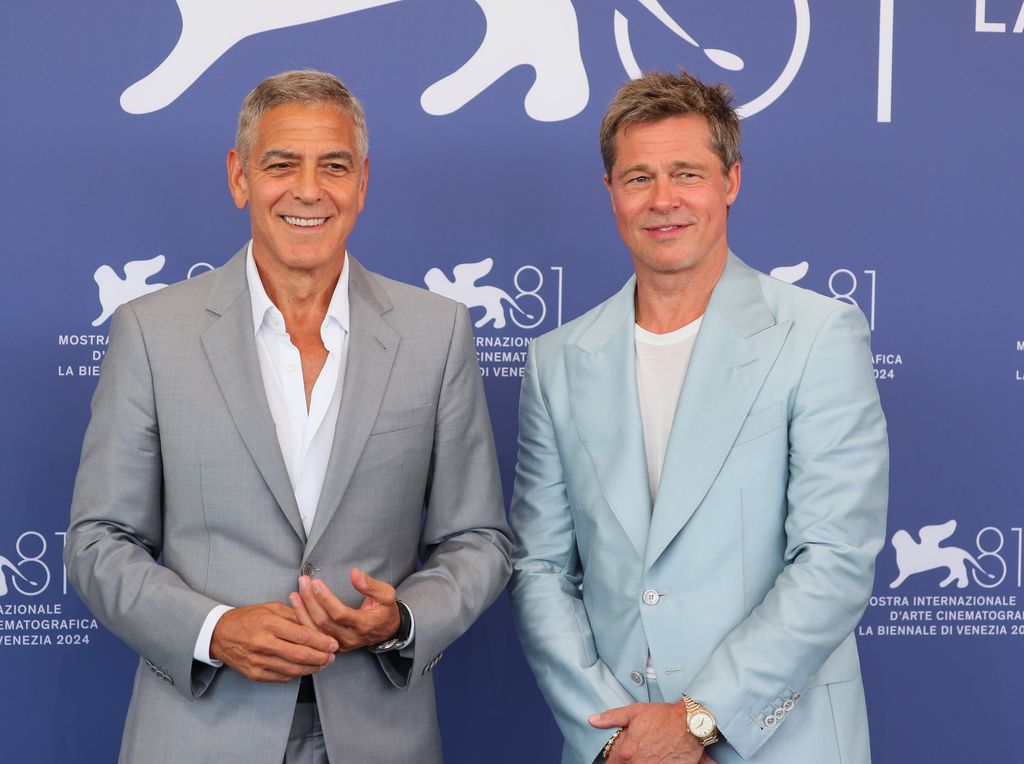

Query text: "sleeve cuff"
[193, 604, 233, 666]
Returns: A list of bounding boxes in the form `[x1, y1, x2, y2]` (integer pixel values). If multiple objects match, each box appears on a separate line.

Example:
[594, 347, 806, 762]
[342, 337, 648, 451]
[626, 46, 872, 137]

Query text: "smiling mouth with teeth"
[282, 215, 327, 227]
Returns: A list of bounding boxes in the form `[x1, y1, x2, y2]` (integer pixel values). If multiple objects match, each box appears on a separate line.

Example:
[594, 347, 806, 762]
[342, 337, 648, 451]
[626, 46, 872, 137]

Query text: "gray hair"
[235, 70, 368, 164]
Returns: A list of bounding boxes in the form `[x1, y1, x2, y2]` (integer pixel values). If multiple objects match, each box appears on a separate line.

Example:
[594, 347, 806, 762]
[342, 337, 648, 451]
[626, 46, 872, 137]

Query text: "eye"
[324, 162, 350, 174]
[626, 175, 649, 185]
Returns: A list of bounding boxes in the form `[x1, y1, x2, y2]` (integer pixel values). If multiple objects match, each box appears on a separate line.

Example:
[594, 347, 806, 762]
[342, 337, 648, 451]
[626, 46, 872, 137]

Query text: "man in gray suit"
[66, 70, 512, 763]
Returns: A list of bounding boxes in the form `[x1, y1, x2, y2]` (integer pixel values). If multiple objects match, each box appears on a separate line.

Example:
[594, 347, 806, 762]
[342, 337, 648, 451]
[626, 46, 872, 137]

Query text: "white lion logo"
[121, 1, 807, 122]
[769, 261, 809, 284]
[93, 255, 169, 327]
[0, 555, 37, 597]
[890, 520, 996, 589]
[424, 258, 532, 330]
[121, 0, 587, 122]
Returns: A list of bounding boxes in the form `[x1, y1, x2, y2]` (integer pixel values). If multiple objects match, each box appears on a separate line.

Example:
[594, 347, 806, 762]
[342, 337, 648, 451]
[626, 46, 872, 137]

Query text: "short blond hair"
[600, 69, 741, 177]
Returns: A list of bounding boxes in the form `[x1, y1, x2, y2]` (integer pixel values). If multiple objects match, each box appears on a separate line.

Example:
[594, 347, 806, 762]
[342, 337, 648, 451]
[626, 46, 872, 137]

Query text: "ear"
[603, 173, 616, 213]
[725, 162, 741, 206]
[356, 156, 369, 214]
[226, 148, 249, 210]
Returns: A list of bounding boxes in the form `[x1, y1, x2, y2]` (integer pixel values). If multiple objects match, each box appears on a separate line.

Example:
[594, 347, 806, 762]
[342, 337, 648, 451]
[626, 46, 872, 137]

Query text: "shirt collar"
[245, 240, 351, 336]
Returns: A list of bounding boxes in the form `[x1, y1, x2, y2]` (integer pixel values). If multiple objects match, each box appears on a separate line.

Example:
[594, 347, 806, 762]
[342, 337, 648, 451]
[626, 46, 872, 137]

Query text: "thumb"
[350, 567, 395, 603]
[589, 704, 635, 729]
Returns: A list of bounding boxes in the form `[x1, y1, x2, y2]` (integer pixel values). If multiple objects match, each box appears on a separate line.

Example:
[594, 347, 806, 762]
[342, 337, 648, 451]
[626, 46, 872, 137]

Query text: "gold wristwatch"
[681, 696, 719, 747]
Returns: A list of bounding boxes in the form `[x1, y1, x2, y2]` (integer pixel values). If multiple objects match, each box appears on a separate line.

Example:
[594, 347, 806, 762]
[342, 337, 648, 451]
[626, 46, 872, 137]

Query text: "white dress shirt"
[192, 242, 350, 665]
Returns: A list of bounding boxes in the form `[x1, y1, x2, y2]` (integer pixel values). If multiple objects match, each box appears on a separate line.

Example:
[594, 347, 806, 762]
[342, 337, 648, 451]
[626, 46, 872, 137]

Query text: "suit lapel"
[644, 255, 791, 569]
[306, 257, 399, 551]
[566, 278, 651, 559]
[201, 247, 306, 541]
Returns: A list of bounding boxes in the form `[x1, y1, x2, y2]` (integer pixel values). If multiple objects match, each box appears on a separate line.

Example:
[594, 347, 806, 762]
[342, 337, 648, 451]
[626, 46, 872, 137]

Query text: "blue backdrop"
[2, 1, 1022, 760]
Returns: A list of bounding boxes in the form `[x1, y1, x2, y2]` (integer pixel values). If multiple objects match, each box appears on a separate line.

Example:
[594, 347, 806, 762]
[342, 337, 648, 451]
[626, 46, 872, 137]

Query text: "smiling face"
[227, 101, 368, 284]
[605, 114, 739, 283]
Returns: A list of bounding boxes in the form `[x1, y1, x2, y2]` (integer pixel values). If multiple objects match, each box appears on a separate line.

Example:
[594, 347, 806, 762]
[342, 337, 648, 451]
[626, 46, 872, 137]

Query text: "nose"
[291, 163, 322, 204]
[649, 176, 679, 214]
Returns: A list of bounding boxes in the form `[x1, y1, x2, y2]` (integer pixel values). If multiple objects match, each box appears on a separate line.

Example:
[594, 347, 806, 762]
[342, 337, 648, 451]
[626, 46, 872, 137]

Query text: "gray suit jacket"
[66, 247, 512, 763]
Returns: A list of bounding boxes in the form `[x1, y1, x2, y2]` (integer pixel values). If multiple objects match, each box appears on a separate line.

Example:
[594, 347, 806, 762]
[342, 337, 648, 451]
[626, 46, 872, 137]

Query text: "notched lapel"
[644, 255, 791, 569]
[306, 259, 398, 551]
[566, 281, 651, 559]
[201, 252, 305, 541]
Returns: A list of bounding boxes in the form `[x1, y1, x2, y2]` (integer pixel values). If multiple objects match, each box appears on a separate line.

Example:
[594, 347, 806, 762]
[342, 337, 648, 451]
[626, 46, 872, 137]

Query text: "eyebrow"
[257, 149, 356, 165]
[616, 160, 708, 181]
[257, 149, 300, 165]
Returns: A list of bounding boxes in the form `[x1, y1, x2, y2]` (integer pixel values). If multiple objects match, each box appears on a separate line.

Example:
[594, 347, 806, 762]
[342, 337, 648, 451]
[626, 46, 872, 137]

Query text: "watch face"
[689, 712, 715, 738]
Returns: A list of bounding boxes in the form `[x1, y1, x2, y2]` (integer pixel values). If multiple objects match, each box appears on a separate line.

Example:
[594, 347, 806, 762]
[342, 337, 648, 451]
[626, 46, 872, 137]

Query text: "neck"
[634, 252, 726, 334]
[253, 254, 344, 325]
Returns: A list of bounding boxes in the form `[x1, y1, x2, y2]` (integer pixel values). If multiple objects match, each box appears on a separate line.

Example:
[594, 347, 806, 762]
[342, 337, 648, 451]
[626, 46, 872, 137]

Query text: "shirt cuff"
[193, 604, 234, 666]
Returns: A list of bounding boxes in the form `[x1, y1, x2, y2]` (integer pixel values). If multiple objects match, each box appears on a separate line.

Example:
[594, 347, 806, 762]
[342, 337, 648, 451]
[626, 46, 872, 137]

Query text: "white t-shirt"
[634, 316, 703, 682]
[635, 317, 702, 502]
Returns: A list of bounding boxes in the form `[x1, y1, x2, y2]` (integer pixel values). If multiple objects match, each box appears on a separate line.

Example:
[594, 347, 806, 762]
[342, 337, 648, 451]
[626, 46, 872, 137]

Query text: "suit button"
[301, 561, 314, 577]
[764, 714, 777, 727]
[630, 672, 645, 686]
[773, 708, 785, 720]
[642, 589, 660, 606]
[782, 699, 795, 712]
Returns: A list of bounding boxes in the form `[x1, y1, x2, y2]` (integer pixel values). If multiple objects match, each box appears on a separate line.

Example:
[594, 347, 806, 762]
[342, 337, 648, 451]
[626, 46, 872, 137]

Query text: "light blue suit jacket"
[509, 254, 888, 763]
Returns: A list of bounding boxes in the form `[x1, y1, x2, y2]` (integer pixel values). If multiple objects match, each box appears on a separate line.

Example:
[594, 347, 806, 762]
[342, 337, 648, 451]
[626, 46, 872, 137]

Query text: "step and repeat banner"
[2, 1, 1021, 761]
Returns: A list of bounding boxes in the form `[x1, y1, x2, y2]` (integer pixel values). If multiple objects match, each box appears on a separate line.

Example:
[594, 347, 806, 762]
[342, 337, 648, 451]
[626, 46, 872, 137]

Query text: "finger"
[265, 600, 300, 622]
[350, 567, 396, 605]
[589, 705, 636, 729]
[305, 576, 361, 626]
[250, 649, 331, 680]
[289, 592, 318, 630]
[253, 619, 337, 665]
[297, 576, 334, 626]
[271, 599, 339, 655]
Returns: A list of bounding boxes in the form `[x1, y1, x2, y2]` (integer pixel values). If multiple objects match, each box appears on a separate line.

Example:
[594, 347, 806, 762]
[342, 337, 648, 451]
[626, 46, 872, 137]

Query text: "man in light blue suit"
[509, 70, 888, 764]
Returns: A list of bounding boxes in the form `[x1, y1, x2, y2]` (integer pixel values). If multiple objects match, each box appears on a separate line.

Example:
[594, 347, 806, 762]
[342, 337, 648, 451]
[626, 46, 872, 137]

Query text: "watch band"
[682, 695, 719, 747]
[368, 600, 412, 653]
[600, 728, 623, 760]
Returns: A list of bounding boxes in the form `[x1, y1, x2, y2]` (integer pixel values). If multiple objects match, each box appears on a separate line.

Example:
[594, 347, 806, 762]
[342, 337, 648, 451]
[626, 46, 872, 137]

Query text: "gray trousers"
[284, 702, 329, 764]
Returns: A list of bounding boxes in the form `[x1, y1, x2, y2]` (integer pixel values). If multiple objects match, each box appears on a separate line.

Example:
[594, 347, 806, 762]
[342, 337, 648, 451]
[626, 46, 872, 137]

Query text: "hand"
[590, 702, 714, 764]
[210, 602, 339, 682]
[290, 568, 402, 652]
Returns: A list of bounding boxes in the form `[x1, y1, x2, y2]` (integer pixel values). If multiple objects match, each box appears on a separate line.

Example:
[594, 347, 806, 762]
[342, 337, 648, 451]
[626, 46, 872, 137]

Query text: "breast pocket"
[369, 403, 435, 436]
[733, 401, 784, 447]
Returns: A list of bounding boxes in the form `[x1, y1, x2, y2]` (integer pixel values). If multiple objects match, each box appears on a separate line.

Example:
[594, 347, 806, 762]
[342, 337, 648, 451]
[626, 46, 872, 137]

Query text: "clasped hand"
[209, 567, 401, 682]
[589, 702, 717, 764]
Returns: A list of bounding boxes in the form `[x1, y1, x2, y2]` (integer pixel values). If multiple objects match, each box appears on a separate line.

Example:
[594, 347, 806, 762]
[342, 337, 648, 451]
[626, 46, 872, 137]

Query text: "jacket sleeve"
[508, 345, 635, 764]
[379, 302, 513, 688]
[685, 304, 889, 758]
[64, 304, 222, 699]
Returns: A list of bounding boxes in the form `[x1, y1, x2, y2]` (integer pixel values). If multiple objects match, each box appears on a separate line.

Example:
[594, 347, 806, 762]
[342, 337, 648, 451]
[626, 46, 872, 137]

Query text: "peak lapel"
[306, 257, 398, 551]
[644, 255, 791, 569]
[200, 248, 305, 541]
[566, 278, 651, 559]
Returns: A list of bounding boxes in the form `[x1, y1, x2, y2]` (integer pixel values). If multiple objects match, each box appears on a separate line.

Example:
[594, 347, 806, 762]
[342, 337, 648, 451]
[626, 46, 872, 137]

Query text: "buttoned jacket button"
[764, 714, 777, 727]
[630, 671, 645, 686]
[782, 699, 795, 712]
[642, 589, 660, 606]
[773, 708, 785, 719]
[301, 561, 314, 577]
